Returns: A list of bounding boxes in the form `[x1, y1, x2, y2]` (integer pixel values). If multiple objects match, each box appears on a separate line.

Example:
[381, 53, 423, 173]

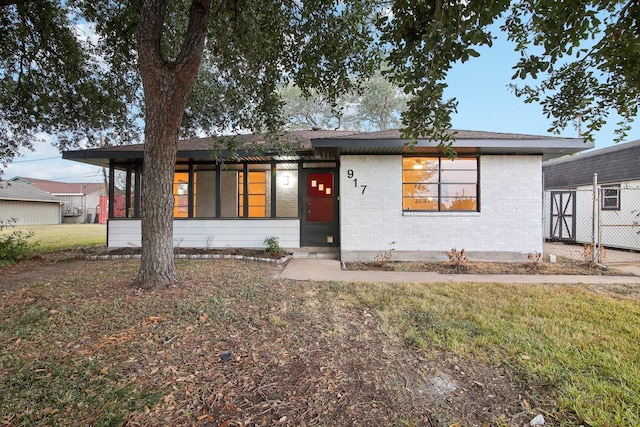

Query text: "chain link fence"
[543, 185, 640, 264]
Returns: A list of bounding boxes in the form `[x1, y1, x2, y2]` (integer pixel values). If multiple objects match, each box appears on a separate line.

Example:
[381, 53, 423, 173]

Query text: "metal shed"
[0, 180, 64, 225]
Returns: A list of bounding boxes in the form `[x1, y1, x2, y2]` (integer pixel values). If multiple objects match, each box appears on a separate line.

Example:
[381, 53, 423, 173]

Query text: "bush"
[445, 247, 468, 272]
[263, 236, 284, 256]
[0, 218, 35, 264]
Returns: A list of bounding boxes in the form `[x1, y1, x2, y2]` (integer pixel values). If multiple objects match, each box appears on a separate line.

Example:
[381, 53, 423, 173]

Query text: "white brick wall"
[339, 154, 543, 261]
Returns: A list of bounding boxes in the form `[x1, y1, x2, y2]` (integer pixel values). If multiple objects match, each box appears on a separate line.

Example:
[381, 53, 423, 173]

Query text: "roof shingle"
[543, 140, 640, 188]
[0, 180, 65, 203]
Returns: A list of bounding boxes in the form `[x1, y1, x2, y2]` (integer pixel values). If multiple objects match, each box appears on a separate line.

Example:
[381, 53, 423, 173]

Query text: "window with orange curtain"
[173, 172, 192, 217]
[402, 157, 478, 212]
[239, 171, 267, 217]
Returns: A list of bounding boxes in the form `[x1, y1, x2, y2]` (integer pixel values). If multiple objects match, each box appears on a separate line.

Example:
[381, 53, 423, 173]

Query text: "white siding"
[339, 155, 543, 262]
[108, 218, 300, 248]
[0, 200, 62, 225]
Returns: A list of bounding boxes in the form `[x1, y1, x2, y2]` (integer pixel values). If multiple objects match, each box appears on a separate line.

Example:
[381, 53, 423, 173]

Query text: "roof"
[0, 180, 65, 203]
[311, 129, 590, 160]
[62, 129, 592, 168]
[10, 177, 105, 195]
[543, 139, 640, 188]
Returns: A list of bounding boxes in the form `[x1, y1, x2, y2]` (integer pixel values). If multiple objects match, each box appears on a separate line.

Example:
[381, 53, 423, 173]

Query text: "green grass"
[0, 355, 159, 426]
[1, 224, 106, 252]
[344, 281, 640, 426]
[1, 254, 639, 425]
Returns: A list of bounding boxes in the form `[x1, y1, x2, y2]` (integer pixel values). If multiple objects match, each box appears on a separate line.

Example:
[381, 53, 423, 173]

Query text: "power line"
[12, 156, 60, 163]
[50, 171, 103, 181]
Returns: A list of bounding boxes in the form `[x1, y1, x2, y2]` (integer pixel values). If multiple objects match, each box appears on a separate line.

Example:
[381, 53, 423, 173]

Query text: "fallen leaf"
[100, 366, 109, 376]
[449, 422, 462, 427]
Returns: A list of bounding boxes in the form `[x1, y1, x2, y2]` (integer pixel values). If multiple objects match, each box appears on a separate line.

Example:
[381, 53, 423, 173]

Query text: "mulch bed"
[345, 258, 628, 275]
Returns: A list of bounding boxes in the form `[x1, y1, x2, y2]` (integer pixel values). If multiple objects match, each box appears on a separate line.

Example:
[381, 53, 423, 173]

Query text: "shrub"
[263, 236, 284, 256]
[445, 247, 468, 272]
[527, 252, 542, 269]
[0, 218, 35, 264]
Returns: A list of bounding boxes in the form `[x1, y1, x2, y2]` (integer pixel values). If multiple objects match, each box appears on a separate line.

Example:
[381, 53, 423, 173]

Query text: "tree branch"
[0, 0, 30, 6]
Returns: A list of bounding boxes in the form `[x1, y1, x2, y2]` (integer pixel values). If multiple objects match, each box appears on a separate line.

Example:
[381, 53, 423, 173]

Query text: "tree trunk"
[132, 112, 182, 289]
[131, 0, 212, 289]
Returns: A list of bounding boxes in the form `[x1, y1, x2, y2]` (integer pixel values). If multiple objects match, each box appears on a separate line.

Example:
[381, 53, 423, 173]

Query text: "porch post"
[242, 163, 249, 218]
[125, 167, 132, 217]
[215, 163, 221, 218]
[134, 162, 141, 218]
[271, 162, 277, 218]
[108, 160, 115, 219]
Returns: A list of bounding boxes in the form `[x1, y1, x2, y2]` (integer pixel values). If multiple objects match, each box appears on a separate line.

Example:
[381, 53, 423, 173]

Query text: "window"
[239, 171, 268, 217]
[173, 172, 191, 217]
[402, 157, 478, 212]
[601, 185, 620, 210]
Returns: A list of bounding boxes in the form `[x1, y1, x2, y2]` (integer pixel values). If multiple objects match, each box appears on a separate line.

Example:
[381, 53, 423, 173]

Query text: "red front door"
[307, 173, 334, 222]
[302, 171, 338, 246]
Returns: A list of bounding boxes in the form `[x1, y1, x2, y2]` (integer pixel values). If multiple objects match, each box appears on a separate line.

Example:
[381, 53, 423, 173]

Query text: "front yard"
[1, 256, 639, 426]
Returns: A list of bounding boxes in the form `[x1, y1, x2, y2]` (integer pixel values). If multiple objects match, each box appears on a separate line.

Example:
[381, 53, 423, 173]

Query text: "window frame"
[402, 156, 480, 213]
[601, 184, 621, 211]
[238, 170, 269, 218]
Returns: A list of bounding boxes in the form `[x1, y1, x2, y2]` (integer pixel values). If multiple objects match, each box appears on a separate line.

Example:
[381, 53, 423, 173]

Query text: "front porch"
[64, 132, 345, 251]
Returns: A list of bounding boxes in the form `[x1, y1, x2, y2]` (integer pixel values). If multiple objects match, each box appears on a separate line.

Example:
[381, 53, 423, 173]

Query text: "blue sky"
[3, 33, 638, 183]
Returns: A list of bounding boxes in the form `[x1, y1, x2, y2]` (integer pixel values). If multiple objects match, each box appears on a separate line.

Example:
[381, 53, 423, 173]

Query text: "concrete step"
[291, 247, 340, 259]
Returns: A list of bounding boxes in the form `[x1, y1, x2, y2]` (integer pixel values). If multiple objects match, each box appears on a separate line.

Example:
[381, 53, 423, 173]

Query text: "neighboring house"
[63, 129, 591, 261]
[542, 139, 640, 251]
[0, 180, 64, 225]
[10, 177, 107, 224]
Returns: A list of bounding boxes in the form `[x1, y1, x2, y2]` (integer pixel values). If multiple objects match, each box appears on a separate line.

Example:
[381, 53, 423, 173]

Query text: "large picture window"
[402, 157, 478, 212]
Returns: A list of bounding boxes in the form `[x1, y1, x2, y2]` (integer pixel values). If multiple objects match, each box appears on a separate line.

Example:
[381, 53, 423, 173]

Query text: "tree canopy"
[1, 0, 638, 287]
[382, 0, 639, 143]
[0, 0, 141, 168]
[2, 0, 638, 165]
[1, 0, 382, 169]
[279, 71, 408, 132]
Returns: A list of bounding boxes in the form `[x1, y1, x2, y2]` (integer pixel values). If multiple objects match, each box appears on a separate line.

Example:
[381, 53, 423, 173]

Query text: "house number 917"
[346, 169, 367, 194]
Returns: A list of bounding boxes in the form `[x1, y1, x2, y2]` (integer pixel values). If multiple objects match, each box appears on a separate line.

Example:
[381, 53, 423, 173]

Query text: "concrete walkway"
[279, 258, 640, 284]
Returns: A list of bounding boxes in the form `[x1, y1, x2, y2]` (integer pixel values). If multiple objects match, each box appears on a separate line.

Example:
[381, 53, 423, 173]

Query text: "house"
[0, 179, 64, 225]
[63, 129, 591, 261]
[542, 139, 640, 252]
[9, 177, 107, 224]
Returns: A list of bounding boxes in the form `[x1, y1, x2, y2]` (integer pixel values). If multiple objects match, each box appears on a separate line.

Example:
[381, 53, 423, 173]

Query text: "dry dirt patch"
[0, 257, 553, 426]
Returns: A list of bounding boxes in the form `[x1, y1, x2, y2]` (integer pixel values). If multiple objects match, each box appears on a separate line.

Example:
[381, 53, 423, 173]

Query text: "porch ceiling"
[63, 143, 314, 169]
